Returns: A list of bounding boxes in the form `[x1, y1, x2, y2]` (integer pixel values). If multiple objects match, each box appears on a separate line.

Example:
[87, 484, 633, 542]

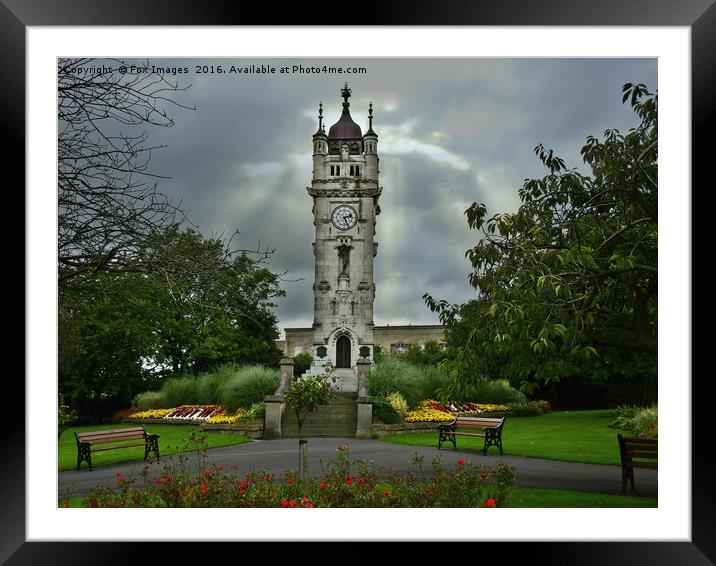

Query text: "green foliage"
[372, 397, 402, 424]
[162, 376, 201, 408]
[59, 227, 285, 423]
[244, 401, 266, 421]
[612, 405, 657, 437]
[372, 344, 385, 364]
[403, 340, 447, 367]
[284, 376, 337, 434]
[424, 83, 658, 395]
[507, 402, 543, 417]
[132, 365, 279, 413]
[132, 390, 167, 410]
[293, 352, 313, 376]
[218, 366, 281, 413]
[474, 379, 527, 405]
[366, 358, 452, 408]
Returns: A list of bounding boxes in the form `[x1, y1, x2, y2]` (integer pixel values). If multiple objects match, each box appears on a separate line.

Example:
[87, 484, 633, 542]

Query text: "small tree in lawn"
[284, 373, 336, 493]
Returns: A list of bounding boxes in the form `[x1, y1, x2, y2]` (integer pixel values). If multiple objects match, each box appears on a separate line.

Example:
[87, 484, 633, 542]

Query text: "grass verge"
[59, 424, 251, 471]
[381, 409, 634, 466]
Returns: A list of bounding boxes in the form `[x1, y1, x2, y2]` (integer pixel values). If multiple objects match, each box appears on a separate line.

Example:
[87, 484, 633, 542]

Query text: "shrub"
[365, 358, 425, 408]
[372, 397, 402, 424]
[386, 392, 408, 418]
[244, 401, 266, 421]
[632, 406, 658, 437]
[418, 366, 451, 401]
[293, 352, 313, 376]
[532, 399, 552, 414]
[219, 365, 281, 413]
[133, 390, 168, 410]
[507, 402, 542, 417]
[611, 405, 657, 437]
[473, 379, 527, 405]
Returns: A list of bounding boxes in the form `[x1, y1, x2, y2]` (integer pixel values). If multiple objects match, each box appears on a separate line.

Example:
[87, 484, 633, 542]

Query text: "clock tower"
[306, 83, 381, 383]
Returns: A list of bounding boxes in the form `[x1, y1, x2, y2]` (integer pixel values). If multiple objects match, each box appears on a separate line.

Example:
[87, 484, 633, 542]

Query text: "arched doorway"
[336, 335, 351, 368]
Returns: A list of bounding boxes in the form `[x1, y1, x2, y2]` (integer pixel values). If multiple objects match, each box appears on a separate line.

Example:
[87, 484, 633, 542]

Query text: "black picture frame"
[10, 0, 709, 563]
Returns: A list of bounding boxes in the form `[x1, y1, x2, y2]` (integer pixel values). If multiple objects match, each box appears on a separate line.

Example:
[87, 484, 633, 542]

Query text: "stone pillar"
[263, 397, 284, 440]
[356, 398, 373, 439]
[263, 358, 295, 440]
[355, 357, 373, 438]
[279, 358, 295, 387]
[355, 358, 372, 398]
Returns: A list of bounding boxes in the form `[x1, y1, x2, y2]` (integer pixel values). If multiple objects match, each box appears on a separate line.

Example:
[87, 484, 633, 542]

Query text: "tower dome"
[327, 83, 363, 154]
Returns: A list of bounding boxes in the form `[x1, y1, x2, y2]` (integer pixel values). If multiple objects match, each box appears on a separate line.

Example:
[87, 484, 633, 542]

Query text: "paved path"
[59, 437, 657, 500]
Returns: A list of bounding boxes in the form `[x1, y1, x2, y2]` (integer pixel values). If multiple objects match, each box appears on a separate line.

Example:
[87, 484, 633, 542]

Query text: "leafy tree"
[403, 340, 447, 368]
[425, 84, 657, 399]
[59, 227, 285, 422]
[284, 375, 337, 493]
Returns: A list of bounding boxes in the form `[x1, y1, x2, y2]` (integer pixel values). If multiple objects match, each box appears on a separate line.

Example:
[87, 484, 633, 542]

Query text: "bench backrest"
[455, 416, 504, 429]
[76, 427, 147, 445]
[617, 434, 658, 466]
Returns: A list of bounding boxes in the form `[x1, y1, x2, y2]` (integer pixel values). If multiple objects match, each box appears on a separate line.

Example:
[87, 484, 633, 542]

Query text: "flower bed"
[404, 400, 514, 422]
[127, 405, 222, 422]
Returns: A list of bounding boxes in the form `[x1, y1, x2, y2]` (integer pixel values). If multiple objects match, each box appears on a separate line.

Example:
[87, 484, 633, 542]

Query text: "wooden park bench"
[437, 416, 505, 454]
[617, 434, 657, 493]
[75, 426, 160, 470]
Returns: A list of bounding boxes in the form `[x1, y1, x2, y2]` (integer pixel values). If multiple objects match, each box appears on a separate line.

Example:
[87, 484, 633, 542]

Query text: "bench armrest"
[146, 433, 160, 440]
[437, 420, 457, 431]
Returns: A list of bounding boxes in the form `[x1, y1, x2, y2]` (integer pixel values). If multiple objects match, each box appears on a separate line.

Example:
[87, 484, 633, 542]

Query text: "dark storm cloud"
[114, 57, 657, 332]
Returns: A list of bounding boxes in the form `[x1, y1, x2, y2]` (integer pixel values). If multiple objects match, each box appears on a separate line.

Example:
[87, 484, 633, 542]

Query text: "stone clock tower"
[306, 83, 381, 379]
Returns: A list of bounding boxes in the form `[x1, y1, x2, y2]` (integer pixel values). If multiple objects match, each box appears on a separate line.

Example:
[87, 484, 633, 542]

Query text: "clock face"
[331, 205, 358, 230]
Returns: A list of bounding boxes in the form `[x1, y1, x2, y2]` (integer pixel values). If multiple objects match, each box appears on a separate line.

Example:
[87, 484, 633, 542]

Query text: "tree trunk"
[298, 438, 310, 495]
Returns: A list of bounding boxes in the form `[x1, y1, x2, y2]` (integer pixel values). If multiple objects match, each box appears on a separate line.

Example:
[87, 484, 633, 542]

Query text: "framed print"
[10, 0, 712, 563]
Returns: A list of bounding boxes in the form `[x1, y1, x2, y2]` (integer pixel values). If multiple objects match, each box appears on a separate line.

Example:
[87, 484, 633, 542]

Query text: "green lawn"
[59, 424, 251, 471]
[507, 486, 656, 507]
[381, 410, 631, 466]
[59, 486, 655, 508]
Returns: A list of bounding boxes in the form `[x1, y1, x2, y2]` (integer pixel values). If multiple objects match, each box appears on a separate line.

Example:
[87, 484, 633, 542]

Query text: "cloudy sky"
[114, 57, 657, 336]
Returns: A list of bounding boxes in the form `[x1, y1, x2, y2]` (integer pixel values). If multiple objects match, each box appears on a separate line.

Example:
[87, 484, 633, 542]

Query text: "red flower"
[287, 479, 294, 485]
[217, 465, 224, 470]
[383, 490, 391, 496]
[319, 482, 326, 490]
[115, 472, 122, 477]
[358, 478, 366, 485]
[481, 472, 488, 480]
[118, 477, 126, 484]
[281, 500, 289, 507]
[182, 488, 190, 495]
[345, 478, 353, 485]
[289, 499, 296, 507]
[165, 475, 173, 483]
[457, 459, 465, 465]
[481, 498, 496, 508]
[156, 479, 164, 485]
[265, 474, 272, 481]
[230, 464, 237, 470]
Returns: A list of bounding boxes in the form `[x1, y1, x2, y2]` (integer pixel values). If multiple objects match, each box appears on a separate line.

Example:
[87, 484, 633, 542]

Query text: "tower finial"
[318, 101, 323, 130]
[369, 101, 373, 129]
[340, 82, 351, 109]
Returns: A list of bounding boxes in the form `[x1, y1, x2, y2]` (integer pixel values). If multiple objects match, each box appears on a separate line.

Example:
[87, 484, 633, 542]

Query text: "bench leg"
[438, 429, 456, 450]
[77, 444, 92, 470]
[483, 429, 502, 455]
